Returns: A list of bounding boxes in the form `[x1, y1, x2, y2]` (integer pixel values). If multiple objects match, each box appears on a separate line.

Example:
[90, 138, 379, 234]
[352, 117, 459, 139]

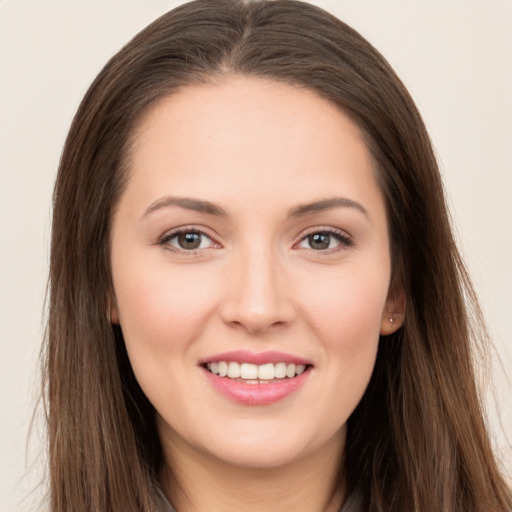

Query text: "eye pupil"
[178, 232, 201, 249]
[309, 233, 330, 250]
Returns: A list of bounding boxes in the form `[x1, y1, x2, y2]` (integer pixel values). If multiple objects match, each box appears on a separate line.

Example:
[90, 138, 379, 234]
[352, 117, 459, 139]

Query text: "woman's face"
[110, 76, 403, 470]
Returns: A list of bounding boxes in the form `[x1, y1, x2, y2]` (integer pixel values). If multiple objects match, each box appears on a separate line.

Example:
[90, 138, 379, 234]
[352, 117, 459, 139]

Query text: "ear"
[107, 296, 119, 325]
[380, 283, 406, 336]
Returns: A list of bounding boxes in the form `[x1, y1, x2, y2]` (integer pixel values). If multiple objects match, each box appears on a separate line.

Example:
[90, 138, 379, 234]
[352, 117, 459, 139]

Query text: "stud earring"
[389, 317, 395, 324]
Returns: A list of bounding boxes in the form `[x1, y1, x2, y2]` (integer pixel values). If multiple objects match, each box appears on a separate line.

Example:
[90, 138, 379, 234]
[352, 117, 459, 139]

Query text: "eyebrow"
[142, 195, 368, 219]
[142, 196, 228, 218]
[287, 197, 368, 219]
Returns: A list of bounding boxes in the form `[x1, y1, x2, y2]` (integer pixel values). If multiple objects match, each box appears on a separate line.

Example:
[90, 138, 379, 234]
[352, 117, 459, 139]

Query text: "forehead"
[123, 75, 384, 220]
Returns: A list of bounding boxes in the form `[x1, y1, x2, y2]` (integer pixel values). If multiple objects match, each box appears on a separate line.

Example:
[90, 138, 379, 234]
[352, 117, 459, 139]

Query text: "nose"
[220, 246, 295, 336]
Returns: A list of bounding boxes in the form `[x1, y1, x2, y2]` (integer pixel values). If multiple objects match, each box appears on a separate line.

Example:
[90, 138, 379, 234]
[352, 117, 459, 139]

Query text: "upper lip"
[199, 350, 313, 366]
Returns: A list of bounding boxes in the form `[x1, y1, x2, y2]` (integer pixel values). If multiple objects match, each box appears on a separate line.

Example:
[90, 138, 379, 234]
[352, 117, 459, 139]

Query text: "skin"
[110, 76, 405, 512]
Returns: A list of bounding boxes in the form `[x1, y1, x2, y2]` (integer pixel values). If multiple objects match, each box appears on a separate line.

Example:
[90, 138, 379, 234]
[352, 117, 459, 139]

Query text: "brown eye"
[161, 230, 215, 251]
[296, 229, 352, 252]
[307, 233, 332, 250]
[177, 232, 202, 250]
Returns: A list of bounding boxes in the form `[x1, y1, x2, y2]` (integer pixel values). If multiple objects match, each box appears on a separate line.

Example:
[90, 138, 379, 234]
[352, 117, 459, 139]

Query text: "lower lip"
[202, 367, 311, 405]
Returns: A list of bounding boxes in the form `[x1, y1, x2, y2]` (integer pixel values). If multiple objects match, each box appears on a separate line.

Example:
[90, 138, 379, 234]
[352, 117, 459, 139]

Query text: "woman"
[44, 0, 511, 511]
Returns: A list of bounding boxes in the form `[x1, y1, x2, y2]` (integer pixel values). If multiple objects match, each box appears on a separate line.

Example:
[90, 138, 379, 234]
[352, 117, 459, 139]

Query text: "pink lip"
[199, 351, 313, 405]
[201, 367, 312, 406]
[199, 350, 312, 366]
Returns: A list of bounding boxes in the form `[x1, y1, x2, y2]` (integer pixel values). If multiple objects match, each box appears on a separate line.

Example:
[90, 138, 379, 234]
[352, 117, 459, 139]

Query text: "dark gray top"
[152, 484, 176, 512]
[152, 482, 363, 512]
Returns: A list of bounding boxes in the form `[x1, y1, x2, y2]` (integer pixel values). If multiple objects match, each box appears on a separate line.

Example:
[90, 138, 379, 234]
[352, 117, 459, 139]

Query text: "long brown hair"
[44, 1, 511, 510]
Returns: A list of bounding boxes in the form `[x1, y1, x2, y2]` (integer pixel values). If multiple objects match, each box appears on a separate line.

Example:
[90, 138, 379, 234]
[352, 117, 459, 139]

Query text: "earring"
[389, 317, 395, 324]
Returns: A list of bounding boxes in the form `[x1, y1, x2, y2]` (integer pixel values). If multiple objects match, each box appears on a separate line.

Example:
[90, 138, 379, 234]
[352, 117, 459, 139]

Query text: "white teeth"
[206, 361, 308, 380]
[275, 362, 287, 379]
[258, 363, 275, 380]
[240, 363, 258, 379]
[218, 361, 228, 377]
[286, 363, 296, 378]
[227, 361, 241, 378]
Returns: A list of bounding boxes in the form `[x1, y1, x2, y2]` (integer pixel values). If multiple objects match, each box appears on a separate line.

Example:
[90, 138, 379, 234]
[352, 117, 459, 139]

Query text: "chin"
[164, 414, 347, 471]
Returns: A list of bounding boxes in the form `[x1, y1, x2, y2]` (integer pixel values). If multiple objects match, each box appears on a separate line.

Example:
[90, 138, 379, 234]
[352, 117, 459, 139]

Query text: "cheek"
[111, 262, 222, 417]
[297, 259, 389, 384]
[112, 260, 218, 361]
[314, 275, 386, 419]
[301, 264, 389, 340]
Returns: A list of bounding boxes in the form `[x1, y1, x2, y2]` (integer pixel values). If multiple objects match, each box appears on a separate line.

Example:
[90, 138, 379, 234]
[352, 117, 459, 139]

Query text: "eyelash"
[295, 227, 353, 252]
[158, 226, 353, 255]
[159, 227, 218, 255]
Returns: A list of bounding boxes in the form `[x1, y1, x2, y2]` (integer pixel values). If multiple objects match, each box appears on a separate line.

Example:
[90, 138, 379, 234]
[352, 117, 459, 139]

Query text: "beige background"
[1, 1, 510, 510]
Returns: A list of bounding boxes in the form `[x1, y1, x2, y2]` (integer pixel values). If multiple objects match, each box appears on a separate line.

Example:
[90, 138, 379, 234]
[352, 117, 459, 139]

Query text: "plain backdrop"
[1, 1, 511, 510]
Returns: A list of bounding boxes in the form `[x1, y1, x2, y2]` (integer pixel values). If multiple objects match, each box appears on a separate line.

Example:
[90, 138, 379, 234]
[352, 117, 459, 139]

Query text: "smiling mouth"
[203, 361, 311, 383]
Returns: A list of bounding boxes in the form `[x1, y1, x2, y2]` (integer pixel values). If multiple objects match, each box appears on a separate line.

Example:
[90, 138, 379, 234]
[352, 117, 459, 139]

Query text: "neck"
[159, 431, 345, 512]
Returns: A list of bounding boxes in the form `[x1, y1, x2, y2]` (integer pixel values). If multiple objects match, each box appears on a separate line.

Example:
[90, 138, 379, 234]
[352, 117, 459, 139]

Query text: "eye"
[296, 229, 352, 251]
[160, 229, 217, 251]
